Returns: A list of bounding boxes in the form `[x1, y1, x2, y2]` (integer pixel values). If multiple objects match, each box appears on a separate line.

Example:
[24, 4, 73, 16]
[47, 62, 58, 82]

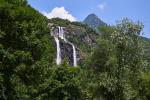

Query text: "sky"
[28, 0, 150, 38]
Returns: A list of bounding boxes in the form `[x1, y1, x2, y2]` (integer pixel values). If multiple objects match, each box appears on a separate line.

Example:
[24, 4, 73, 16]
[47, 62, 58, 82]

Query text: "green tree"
[139, 71, 150, 100]
[33, 62, 83, 100]
[84, 18, 145, 100]
[0, 0, 54, 99]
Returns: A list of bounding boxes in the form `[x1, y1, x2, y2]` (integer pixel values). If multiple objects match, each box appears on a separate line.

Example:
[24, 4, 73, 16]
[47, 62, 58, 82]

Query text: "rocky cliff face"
[50, 25, 82, 66]
[64, 26, 97, 46]
[48, 18, 99, 66]
[60, 40, 81, 66]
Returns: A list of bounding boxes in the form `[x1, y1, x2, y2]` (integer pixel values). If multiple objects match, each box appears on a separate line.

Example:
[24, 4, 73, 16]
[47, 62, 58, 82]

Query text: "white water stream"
[54, 37, 61, 65]
[52, 26, 77, 66]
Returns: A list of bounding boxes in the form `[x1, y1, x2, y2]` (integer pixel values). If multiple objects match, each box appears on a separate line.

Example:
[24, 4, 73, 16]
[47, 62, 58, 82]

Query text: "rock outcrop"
[50, 25, 80, 66]
[48, 18, 99, 66]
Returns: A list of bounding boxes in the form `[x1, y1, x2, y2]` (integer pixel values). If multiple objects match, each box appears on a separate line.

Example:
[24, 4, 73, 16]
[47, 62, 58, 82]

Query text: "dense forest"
[0, 0, 150, 100]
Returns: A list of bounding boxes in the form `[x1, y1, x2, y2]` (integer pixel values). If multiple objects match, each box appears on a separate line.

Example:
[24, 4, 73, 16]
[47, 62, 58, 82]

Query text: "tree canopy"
[0, 0, 150, 100]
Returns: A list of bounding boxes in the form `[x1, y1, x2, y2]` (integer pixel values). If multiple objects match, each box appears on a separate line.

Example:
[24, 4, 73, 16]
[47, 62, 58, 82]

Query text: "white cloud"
[42, 7, 76, 22]
[98, 3, 106, 11]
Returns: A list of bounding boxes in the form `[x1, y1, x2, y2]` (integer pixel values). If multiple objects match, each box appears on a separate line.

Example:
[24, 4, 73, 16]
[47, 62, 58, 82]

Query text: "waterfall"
[54, 37, 61, 65]
[58, 26, 67, 42]
[51, 26, 77, 66]
[72, 44, 77, 66]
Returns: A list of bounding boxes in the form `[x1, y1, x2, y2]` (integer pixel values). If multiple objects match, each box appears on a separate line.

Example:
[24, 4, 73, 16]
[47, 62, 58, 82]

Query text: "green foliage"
[139, 37, 150, 69]
[84, 39, 118, 100]
[39, 63, 83, 100]
[82, 18, 148, 100]
[48, 18, 71, 27]
[89, 39, 117, 73]
[0, 0, 150, 99]
[0, 0, 54, 99]
[139, 71, 150, 99]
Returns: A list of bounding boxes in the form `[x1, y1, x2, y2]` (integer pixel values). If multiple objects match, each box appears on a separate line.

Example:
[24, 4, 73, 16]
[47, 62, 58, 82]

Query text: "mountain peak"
[83, 14, 106, 29]
[86, 14, 98, 18]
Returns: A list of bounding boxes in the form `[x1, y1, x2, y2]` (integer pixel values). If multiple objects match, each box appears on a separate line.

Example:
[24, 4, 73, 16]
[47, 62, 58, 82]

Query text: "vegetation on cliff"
[49, 18, 99, 53]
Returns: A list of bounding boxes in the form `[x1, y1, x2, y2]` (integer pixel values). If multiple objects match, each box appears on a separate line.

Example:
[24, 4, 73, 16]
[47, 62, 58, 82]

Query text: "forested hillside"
[0, 0, 150, 100]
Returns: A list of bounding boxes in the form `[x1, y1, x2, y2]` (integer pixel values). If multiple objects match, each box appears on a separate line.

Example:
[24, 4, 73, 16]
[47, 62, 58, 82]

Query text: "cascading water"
[54, 37, 61, 65]
[58, 26, 67, 42]
[52, 26, 77, 66]
[72, 44, 77, 66]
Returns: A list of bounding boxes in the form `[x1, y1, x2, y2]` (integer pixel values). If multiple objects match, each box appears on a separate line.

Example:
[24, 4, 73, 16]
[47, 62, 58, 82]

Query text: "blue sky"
[28, 0, 150, 38]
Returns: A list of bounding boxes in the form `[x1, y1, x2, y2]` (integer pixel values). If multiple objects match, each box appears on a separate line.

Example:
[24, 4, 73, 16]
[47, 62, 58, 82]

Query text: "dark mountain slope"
[83, 14, 106, 29]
